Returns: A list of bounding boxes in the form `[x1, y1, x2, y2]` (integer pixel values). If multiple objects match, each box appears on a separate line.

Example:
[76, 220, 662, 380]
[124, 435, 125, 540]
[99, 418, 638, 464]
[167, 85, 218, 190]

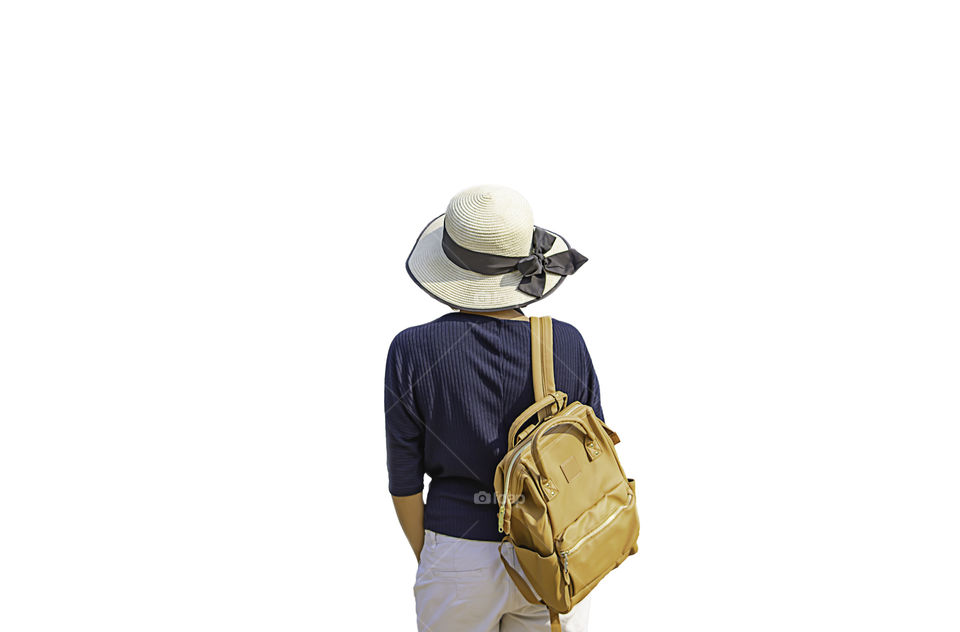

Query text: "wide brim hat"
[406, 185, 587, 312]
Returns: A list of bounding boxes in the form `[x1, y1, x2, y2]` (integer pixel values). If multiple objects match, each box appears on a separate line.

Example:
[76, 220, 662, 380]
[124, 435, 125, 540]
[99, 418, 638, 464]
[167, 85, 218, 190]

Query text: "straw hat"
[406, 185, 588, 312]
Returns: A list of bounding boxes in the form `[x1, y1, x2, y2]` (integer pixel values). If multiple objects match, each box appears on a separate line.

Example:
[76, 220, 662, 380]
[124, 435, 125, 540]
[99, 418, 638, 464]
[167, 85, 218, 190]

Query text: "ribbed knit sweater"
[384, 311, 603, 542]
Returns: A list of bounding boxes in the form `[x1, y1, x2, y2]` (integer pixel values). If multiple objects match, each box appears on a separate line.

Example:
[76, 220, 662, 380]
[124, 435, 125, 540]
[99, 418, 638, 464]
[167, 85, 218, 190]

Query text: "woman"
[385, 185, 600, 631]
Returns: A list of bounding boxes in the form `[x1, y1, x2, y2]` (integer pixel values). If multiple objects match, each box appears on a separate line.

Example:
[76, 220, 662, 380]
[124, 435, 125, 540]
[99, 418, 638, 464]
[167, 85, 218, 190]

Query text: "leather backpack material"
[494, 316, 639, 631]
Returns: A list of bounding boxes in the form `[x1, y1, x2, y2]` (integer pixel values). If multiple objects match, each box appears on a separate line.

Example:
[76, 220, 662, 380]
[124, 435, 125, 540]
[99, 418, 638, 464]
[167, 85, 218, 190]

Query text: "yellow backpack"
[494, 316, 639, 631]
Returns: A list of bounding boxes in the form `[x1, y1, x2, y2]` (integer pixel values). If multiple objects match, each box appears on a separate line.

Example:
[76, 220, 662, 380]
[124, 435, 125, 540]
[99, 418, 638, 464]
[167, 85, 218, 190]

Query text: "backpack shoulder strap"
[530, 316, 559, 421]
[498, 541, 563, 631]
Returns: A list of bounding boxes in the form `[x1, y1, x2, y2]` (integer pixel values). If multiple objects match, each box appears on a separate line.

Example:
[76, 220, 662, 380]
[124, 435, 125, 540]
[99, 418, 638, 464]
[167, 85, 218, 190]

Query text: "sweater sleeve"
[384, 334, 426, 496]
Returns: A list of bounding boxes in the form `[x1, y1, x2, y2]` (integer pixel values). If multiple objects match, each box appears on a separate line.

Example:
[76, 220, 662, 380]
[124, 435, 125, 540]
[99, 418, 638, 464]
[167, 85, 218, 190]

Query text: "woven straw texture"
[406, 185, 570, 311]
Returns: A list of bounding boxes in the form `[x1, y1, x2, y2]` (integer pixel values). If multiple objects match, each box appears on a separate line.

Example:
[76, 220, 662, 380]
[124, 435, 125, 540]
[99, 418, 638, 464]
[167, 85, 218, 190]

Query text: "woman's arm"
[392, 492, 425, 562]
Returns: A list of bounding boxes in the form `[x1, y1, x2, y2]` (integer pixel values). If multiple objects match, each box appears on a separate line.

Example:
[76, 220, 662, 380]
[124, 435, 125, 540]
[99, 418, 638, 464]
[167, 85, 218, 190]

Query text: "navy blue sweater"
[384, 311, 603, 542]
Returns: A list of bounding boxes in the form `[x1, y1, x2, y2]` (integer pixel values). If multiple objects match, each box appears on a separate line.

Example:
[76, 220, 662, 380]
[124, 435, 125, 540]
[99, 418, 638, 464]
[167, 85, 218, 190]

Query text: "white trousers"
[414, 530, 591, 632]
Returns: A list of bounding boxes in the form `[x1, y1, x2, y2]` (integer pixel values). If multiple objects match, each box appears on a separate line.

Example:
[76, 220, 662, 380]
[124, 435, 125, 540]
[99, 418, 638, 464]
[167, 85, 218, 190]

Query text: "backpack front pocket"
[557, 483, 638, 595]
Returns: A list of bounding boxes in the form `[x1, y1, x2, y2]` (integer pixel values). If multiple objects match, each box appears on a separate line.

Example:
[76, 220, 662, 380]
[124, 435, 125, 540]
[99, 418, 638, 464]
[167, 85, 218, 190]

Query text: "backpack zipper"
[560, 490, 634, 559]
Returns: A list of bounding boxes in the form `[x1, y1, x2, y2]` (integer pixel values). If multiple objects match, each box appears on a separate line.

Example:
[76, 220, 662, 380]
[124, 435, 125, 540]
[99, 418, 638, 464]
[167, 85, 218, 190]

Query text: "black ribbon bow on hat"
[441, 226, 588, 298]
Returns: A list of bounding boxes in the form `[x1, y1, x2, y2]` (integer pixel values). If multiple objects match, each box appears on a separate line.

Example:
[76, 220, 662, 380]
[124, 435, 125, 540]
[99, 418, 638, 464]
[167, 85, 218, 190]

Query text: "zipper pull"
[561, 551, 571, 582]
[498, 504, 506, 533]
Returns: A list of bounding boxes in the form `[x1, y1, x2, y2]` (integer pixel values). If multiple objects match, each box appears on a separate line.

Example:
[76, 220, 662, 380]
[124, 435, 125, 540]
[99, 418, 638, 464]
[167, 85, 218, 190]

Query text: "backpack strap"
[499, 540, 563, 631]
[498, 541, 542, 605]
[530, 316, 559, 422]
[549, 609, 561, 632]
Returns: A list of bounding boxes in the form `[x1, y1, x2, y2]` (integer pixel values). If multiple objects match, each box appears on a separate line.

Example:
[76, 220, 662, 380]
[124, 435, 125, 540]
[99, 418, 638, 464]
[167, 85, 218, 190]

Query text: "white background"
[2, 1, 958, 630]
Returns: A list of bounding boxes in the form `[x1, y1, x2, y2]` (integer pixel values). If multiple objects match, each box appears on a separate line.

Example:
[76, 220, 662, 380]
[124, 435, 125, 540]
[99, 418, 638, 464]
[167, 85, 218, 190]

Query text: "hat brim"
[405, 214, 572, 312]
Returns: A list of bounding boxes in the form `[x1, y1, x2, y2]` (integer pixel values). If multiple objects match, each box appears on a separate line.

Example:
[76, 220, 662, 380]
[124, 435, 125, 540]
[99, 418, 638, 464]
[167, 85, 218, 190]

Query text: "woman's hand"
[391, 492, 425, 562]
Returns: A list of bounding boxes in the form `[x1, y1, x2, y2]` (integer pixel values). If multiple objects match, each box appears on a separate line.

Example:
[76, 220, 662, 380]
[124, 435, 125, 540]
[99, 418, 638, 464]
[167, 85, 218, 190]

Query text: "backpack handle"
[530, 418, 603, 490]
[508, 391, 568, 448]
